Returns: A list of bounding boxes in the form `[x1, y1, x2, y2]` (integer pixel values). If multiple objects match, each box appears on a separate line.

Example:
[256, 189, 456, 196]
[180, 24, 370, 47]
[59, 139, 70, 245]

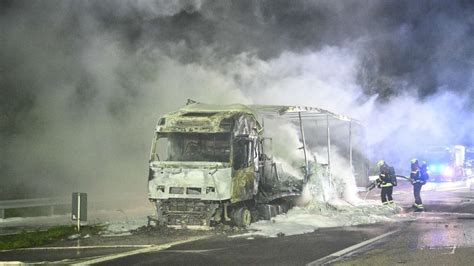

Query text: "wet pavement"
[1, 180, 473, 265]
[0, 227, 221, 263]
[329, 180, 474, 265]
[94, 224, 394, 266]
[0, 246, 140, 264]
[334, 212, 474, 265]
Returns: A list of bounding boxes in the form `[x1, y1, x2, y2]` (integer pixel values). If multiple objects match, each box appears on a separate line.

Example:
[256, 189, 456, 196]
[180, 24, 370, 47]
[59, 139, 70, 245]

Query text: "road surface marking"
[450, 245, 456, 254]
[74, 236, 210, 265]
[159, 247, 226, 253]
[307, 229, 400, 266]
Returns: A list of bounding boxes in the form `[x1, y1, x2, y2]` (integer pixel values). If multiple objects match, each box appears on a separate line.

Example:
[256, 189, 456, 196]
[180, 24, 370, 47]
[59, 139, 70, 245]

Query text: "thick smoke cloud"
[1, 0, 473, 199]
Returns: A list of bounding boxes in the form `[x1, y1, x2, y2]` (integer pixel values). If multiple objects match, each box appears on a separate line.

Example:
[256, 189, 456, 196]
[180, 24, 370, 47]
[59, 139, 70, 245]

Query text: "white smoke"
[261, 116, 359, 204]
[89, 0, 204, 19]
[3, 0, 473, 201]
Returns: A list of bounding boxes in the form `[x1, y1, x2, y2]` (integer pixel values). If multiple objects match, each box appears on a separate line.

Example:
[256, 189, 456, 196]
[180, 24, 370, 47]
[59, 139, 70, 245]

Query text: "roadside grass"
[0, 225, 104, 250]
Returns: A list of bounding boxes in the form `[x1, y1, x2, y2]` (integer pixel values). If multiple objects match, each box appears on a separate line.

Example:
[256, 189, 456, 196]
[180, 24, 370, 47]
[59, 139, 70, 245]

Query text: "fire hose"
[364, 175, 412, 200]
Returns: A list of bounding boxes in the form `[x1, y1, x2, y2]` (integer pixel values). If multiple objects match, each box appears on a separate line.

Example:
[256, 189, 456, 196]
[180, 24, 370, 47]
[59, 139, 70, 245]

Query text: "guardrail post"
[0, 209, 5, 219]
[72, 192, 87, 231]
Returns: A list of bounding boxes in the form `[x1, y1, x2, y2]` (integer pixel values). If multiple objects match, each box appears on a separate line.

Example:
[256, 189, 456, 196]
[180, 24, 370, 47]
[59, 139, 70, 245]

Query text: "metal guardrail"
[0, 195, 147, 219]
[0, 197, 69, 219]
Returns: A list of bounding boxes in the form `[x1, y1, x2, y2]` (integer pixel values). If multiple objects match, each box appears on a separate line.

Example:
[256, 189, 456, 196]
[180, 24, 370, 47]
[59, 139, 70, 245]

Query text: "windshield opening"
[152, 133, 231, 163]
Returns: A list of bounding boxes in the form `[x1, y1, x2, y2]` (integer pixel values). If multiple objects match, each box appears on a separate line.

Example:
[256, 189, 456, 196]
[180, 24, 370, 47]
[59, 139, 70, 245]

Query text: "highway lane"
[94, 182, 474, 265]
[1, 181, 473, 265]
[334, 212, 474, 265]
[94, 224, 395, 266]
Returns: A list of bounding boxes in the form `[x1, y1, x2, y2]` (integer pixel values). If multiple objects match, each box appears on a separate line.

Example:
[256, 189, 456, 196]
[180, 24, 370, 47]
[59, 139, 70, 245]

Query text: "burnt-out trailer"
[147, 100, 367, 227]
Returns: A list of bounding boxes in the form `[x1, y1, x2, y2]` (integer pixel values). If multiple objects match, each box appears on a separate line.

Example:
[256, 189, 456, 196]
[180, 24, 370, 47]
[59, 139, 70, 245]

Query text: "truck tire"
[232, 207, 252, 227]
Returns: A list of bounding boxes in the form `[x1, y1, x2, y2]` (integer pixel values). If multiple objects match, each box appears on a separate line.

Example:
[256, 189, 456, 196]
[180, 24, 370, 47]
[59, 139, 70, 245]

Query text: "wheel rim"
[242, 208, 251, 226]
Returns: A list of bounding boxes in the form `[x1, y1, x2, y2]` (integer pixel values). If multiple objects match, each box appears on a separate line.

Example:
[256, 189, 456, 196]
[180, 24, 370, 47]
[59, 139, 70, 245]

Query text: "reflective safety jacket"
[410, 163, 424, 184]
[377, 164, 395, 187]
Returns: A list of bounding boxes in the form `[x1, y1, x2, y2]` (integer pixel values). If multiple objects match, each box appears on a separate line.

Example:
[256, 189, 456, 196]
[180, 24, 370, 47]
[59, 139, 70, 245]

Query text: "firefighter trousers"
[381, 186, 393, 205]
[413, 183, 423, 206]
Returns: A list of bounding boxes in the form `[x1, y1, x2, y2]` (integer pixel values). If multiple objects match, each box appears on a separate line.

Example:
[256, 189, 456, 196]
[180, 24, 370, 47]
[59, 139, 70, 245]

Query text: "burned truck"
[148, 101, 367, 227]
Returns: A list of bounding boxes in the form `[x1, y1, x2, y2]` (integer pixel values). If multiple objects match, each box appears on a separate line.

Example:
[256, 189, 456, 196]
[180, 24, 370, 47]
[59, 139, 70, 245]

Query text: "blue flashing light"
[428, 164, 447, 173]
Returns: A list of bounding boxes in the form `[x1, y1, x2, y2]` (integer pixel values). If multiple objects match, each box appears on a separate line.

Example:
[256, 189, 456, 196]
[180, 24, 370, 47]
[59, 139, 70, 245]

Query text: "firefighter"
[410, 158, 426, 212]
[376, 160, 396, 206]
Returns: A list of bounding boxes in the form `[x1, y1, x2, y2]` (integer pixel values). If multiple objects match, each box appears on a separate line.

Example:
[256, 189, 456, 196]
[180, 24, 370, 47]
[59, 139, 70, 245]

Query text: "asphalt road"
[331, 180, 474, 265]
[333, 212, 474, 265]
[1, 180, 473, 265]
[94, 225, 395, 266]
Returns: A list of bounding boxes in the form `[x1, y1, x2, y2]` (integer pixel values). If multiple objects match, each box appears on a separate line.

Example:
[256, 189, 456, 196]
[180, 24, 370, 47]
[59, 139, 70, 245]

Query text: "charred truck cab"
[148, 101, 367, 228]
[148, 101, 301, 227]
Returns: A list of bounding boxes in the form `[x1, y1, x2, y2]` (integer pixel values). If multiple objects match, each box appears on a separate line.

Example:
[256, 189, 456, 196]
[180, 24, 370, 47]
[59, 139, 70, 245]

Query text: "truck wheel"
[232, 207, 252, 227]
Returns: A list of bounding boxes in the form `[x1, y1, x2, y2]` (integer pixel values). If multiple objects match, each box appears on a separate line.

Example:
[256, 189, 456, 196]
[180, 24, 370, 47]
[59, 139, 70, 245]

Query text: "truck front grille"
[162, 199, 216, 226]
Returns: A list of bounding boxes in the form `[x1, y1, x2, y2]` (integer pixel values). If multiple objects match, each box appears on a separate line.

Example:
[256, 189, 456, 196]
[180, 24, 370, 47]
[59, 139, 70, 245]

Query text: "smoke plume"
[1, 0, 473, 199]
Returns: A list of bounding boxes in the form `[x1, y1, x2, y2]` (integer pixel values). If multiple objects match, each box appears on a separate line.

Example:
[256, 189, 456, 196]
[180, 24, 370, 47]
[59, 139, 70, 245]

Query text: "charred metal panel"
[155, 103, 262, 135]
[231, 166, 255, 203]
[148, 161, 232, 201]
[233, 114, 260, 137]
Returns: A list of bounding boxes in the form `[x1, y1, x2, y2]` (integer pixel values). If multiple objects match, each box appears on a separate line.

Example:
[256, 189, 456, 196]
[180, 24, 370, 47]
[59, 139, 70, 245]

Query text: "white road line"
[159, 247, 225, 253]
[73, 236, 209, 265]
[450, 245, 457, 254]
[307, 230, 400, 266]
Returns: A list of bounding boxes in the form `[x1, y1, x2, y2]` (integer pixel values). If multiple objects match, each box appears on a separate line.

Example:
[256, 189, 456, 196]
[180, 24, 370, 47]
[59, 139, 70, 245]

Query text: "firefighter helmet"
[376, 160, 385, 168]
[410, 158, 418, 164]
